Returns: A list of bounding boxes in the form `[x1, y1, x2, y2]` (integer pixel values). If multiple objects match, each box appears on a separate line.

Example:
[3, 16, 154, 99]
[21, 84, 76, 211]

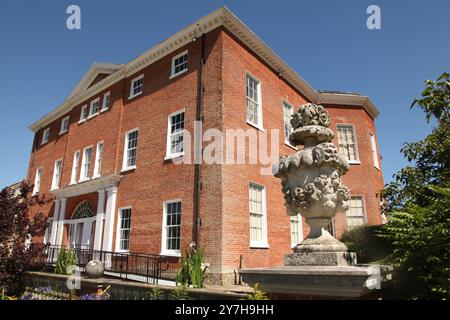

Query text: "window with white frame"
[290, 214, 303, 247]
[101, 92, 110, 111]
[249, 183, 268, 247]
[60, 116, 70, 134]
[283, 102, 294, 143]
[116, 207, 132, 252]
[79, 105, 87, 122]
[122, 129, 138, 171]
[370, 132, 380, 169]
[32, 167, 42, 195]
[41, 128, 50, 145]
[162, 200, 181, 255]
[80, 146, 93, 180]
[336, 124, 359, 163]
[88, 98, 100, 118]
[70, 150, 80, 184]
[346, 197, 366, 229]
[166, 110, 185, 158]
[129, 74, 144, 98]
[246, 74, 262, 128]
[93, 142, 103, 178]
[170, 50, 188, 78]
[51, 159, 63, 190]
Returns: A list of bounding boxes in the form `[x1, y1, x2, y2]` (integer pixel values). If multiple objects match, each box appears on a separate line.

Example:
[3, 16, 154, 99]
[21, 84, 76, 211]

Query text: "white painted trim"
[129, 74, 144, 99]
[101, 91, 111, 111]
[32, 167, 43, 195]
[51, 174, 121, 198]
[370, 131, 381, 170]
[79, 105, 88, 123]
[88, 97, 100, 119]
[115, 206, 132, 253]
[51, 159, 63, 190]
[92, 141, 104, 178]
[336, 123, 361, 163]
[41, 128, 50, 145]
[80, 145, 94, 181]
[161, 199, 182, 257]
[122, 128, 139, 172]
[70, 150, 81, 185]
[290, 213, 303, 248]
[248, 182, 269, 248]
[346, 195, 368, 230]
[59, 116, 70, 135]
[245, 71, 264, 130]
[170, 50, 188, 79]
[165, 109, 185, 159]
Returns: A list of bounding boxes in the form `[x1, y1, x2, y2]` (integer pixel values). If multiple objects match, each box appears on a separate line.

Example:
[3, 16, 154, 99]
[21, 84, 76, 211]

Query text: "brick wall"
[27, 27, 384, 285]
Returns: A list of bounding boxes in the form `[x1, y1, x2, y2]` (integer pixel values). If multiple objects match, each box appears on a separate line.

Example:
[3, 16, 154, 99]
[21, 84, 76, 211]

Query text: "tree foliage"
[381, 73, 450, 299]
[0, 181, 48, 295]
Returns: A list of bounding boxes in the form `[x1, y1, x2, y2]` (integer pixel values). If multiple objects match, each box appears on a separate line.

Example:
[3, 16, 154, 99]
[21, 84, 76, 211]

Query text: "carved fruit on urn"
[274, 103, 351, 253]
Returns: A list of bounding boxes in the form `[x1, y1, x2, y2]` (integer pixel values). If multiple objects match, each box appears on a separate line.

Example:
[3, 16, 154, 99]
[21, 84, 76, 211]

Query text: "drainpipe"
[193, 33, 206, 247]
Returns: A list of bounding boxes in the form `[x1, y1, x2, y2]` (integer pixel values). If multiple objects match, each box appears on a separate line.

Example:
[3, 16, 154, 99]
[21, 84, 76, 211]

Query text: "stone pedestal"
[240, 265, 393, 298]
[285, 251, 357, 267]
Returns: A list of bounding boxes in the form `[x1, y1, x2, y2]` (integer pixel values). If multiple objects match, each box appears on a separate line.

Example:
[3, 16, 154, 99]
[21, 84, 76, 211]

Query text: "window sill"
[91, 174, 101, 179]
[128, 91, 143, 100]
[78, 178, 90, 183]
[284, 141, 297, 150]
[100, 108, 109, 113]
[40, 142, 48, 146]
[349, 161, 361, 165]
[121, 166, 136, 173]
[78, 119, 86, 124]
[169, 68, 188, 79]
[246, 120, 265, 132]
[250, 243, 270, 249]
[87, 112, 99, 120]
[115, 250, 130, 254]
[374, 165, 381, 171]
[69, 181, 77, 186]
[59, 130, 68, 136]
[160, 251, 181, 257]
[164, 153, 185, 161]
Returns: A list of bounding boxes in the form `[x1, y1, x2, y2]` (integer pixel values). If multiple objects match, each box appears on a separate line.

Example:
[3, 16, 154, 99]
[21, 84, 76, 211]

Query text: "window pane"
[346, 197, 365, 229]
[165, 201, 181, 251]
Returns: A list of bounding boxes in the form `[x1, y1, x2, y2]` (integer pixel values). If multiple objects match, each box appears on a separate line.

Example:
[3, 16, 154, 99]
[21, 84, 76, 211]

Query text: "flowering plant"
[78, 285, 111, 300]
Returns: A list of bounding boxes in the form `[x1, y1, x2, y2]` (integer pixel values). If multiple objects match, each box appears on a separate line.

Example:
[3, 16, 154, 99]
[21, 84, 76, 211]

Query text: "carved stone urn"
[274, 103, 355, 266]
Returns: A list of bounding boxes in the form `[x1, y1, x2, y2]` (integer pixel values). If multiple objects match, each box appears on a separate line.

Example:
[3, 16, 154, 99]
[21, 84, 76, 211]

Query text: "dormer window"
[41, 128, 50, 145]
[170, 50, 188, 78]
[129, 75, 144, 99]
[60, 116, 70, 134]
[88, 98, 100, 118]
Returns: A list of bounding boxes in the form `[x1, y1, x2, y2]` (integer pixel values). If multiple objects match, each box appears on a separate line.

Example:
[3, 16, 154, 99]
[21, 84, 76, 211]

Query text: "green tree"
[381, 72, 450, 299]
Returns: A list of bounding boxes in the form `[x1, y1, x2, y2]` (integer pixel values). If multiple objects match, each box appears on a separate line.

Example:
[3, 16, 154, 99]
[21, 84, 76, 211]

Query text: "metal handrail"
[34, 244, 179, 284]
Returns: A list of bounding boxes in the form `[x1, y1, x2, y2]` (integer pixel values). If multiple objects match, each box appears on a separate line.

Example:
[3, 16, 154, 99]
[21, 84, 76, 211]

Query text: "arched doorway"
[67, 201, 95, 249]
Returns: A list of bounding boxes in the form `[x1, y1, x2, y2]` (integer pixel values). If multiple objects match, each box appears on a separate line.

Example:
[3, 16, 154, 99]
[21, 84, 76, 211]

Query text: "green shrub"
[244, 283, 269, 300]
[175, 242, 207, 288]
[54, 248, 78, 275]
[169, 284, 189, 300]
[147, 287, 162, 300]
[340, 225, 392, 263]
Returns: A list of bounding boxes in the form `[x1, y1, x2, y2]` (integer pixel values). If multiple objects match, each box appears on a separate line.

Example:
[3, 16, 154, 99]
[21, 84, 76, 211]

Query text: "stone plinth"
[285, 252, 357, 267]
[239, 265, 393, 298]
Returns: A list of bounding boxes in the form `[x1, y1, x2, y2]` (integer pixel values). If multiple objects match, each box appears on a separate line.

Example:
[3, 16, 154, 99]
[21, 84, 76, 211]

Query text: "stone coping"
[25, 271, 251, 298]
[239, 265, 392, 276]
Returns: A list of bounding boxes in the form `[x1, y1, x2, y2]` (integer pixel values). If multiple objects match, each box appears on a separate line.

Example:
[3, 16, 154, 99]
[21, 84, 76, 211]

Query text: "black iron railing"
[34, 245, 179, 284]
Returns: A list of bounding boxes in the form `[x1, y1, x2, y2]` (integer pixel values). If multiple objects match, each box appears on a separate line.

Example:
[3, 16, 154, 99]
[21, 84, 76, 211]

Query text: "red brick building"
[27, 7, 384, 284]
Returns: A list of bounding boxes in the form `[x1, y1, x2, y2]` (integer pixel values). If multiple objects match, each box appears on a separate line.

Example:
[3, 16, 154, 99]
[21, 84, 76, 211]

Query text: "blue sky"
[0, 0, 449, 188]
